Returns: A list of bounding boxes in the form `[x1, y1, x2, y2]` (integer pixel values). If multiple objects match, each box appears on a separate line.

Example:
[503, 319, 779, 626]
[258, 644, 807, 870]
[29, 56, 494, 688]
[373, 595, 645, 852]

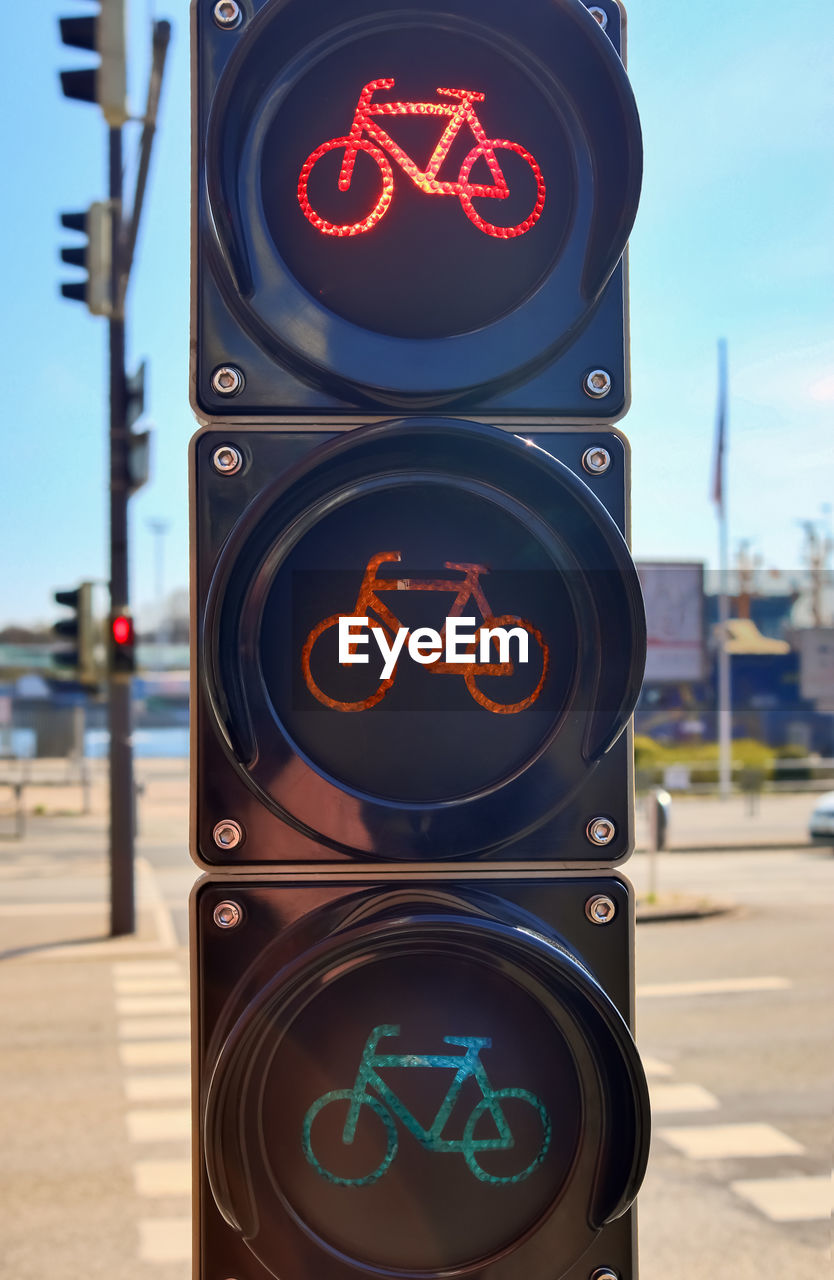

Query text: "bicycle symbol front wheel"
[303, 1089, 398, 1186]
[458, 139, 546, 238]
[462, 1087, 552, 1184]
[298, 137, 394, 237]
[302, 615, 396, 712]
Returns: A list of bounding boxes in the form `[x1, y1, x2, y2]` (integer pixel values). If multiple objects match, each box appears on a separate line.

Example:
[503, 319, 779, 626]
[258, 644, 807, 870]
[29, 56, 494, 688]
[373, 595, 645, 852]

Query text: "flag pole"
[714, 338, 732, 799]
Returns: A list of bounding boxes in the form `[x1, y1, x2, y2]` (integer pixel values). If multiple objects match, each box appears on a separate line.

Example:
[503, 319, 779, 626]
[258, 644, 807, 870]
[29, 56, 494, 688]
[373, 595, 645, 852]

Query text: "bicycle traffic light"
[192, 3, 650, 1277]
[52, 582, 97, 685]
[193, 0, 641, 422]
[59, 0, 128, 126]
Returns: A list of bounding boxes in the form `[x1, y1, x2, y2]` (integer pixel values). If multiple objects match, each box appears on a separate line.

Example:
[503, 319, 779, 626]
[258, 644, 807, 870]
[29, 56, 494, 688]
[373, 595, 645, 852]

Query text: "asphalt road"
[0, 770, 831, 1279]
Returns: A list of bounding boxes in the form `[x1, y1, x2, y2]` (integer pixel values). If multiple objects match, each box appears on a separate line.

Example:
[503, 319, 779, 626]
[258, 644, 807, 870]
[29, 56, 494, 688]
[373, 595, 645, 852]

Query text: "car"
[809, 791, 834, 846]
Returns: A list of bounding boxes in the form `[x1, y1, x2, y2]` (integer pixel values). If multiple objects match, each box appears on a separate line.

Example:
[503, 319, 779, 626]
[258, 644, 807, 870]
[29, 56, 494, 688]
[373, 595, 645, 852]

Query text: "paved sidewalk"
[636, 791, 820, 853]
[0, 764, 191, 1280]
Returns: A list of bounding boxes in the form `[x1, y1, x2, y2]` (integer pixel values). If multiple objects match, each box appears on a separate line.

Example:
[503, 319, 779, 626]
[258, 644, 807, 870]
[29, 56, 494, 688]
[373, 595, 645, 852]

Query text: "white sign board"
[797, 628, 834, 709]
[637, 562, 705, 683]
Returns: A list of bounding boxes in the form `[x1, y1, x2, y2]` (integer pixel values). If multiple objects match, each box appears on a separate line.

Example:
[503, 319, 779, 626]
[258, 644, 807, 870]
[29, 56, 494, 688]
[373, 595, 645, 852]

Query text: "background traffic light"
[52, 581, 96, 685]
[59, 0, 128, 126]
[109, 611, 136, 676]
[59, 203, 113, 315]
[192, 0, 641, 423]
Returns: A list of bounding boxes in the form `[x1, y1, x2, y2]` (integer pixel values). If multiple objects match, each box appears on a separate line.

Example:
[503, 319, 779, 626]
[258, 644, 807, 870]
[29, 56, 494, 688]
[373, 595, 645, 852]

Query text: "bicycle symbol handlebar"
[297, 78, 546, 239]
[302, 1024, 552, 1186]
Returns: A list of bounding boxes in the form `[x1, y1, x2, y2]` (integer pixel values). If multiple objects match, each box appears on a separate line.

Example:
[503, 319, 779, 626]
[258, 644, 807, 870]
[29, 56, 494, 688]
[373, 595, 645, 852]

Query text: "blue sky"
[1, 0, 832, 626]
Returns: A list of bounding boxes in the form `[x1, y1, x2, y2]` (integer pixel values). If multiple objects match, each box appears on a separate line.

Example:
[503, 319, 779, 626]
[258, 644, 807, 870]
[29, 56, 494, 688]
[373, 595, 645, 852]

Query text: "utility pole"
[59, 4, 171, 935]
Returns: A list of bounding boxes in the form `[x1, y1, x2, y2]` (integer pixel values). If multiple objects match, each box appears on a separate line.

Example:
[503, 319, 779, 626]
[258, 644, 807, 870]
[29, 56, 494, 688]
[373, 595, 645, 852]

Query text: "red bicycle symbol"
[297, 78, 546, 240]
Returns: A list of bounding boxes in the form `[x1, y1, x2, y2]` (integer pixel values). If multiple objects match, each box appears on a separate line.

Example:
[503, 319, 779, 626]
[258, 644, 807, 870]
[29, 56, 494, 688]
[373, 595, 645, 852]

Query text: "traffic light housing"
[191, 3, 649, 1276]
[109, 611, 136, 675]
[192, 421, 644, 867]
[192, 0, 641, 423]
[125, 362, 152, 493]
[190, 421, 650, 1278]
[194, 875, 649, 1280]
[59, 203, 113, 316]
[59, 0, 128, 126]
[52, 582, 96, 684]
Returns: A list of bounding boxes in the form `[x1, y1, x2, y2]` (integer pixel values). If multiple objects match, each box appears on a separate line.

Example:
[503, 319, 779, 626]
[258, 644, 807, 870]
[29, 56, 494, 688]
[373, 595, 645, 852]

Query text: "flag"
[711, 338, 728, 512]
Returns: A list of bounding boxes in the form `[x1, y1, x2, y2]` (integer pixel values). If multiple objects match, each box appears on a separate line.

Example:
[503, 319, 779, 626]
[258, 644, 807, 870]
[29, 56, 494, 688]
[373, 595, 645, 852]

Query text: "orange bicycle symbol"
[301, 551, 549, 715]
[297, 78, 546, 240]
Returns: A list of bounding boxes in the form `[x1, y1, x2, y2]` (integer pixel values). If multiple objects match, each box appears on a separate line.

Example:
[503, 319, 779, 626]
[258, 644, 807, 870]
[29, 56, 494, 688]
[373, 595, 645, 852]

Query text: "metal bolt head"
[213, 819, 243, 850]
[585, 895, 617, 926]
[586, 816, 617, 846]
[588, 6, 609, 29]
[211, 364, 244, 396]
[582, 446, 612, 475]
[583, 368, 613, 398]
[213, 900, 243, 930]
[211, 444, 243, 476]
[213, 0, 242, 29]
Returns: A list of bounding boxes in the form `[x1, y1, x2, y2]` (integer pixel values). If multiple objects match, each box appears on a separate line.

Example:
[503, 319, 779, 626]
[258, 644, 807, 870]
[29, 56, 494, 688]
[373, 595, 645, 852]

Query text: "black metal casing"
[191, 0, 640, 423]
[192, 875, 648, 1280]
[191, 421, 644, 870]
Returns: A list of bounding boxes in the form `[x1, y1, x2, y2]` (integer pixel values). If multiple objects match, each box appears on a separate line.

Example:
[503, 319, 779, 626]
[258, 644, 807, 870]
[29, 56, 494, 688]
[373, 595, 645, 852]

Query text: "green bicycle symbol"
[302, 1024, 552, 1187]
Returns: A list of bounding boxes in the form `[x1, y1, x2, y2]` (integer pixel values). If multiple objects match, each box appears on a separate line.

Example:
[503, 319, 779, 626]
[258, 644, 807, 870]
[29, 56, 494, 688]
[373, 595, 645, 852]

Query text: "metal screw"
[213, 900, 243, 930]
[211, 364, 244, 396]
[585, 895, 617, 926]
[213, 819, 243, 850]
[588, 6, 609, 29]
[586, 816, 617, 846]
[211, 444, 243, 476]
[583, 368, 612, 398]
[212, 0, 242, 29]
[582, 446, 612, 475]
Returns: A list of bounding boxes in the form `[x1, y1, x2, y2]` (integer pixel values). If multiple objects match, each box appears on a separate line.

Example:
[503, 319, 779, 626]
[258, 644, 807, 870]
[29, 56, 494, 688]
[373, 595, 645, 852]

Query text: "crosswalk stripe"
[730, 1174, 832, 1222]
[637, 977, 791, 999]
[119, 1040, 190, 1067]
[650, 1083, 720, 1114]
[138, 1218, 191, 1264]
[126, 1108, 191, 1143]
[125, 1074, 191, 1102]
[114, 977, 188, 996]
[112, 960, 182, 978]
[118, 1017, 191, 1040]
[134, 1159, 191, 1197]
[641, 1055, 674, 1078]
[116, 995, 190, 1016]
[659, 1123, 805, 1160]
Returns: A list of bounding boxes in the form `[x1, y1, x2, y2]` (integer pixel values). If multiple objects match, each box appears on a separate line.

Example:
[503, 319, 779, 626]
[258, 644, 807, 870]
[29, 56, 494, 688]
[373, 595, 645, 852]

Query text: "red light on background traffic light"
[112, 613, 133, 645]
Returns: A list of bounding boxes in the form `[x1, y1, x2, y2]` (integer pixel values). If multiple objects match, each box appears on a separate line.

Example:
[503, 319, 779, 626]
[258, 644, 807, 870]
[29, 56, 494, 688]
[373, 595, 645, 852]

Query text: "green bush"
[633, 737, 776, 789]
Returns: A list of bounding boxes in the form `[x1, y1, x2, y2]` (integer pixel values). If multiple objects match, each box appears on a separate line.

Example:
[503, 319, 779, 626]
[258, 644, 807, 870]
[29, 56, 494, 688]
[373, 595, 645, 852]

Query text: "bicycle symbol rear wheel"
[303, 1089, 398, 1186]
[302, 615, 396, 711]
[298, 137, 394, 237]
[462, 1087, 552, 1184]
[458, 139, 546, 238]
[465, 617, 549, 714]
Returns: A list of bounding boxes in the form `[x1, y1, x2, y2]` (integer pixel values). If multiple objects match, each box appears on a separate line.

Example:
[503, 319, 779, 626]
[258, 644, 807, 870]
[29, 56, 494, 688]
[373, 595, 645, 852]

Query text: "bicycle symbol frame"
[301, 550, 550, 714]
[297, 77, 547, 239]
[302, 1024, 552, 1187]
